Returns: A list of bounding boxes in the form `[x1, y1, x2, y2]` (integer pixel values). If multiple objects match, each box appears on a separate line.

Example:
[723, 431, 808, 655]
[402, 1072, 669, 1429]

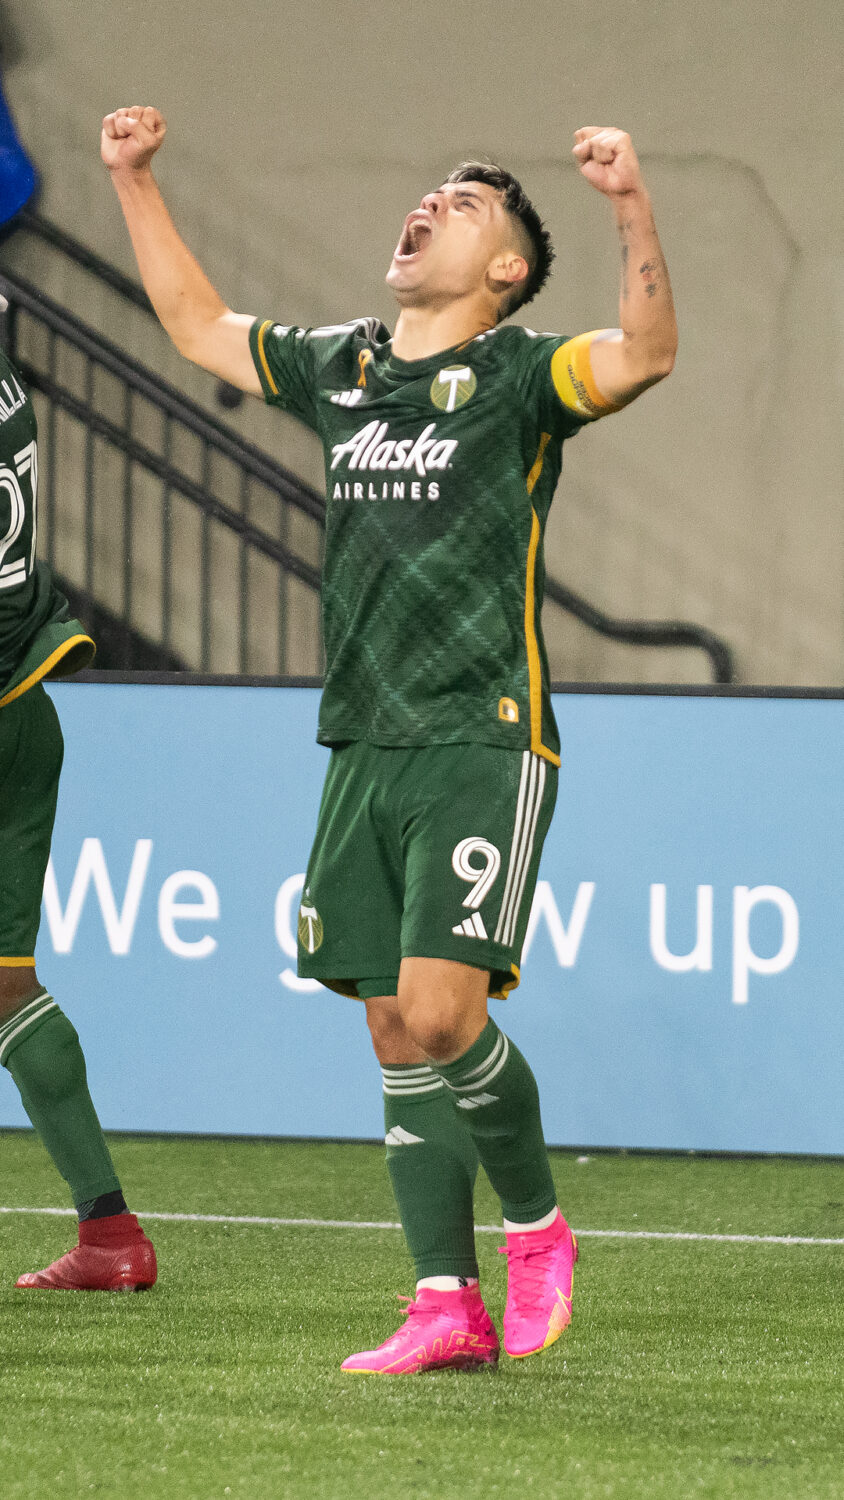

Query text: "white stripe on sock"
[439, 1031, 512, 1094]
[448, 1031, 504, 1086]
[0, 991, 50, 1042]
[0, 1000, 59, 1065]
[450, 1034, 511, 1093]
[381, 1065, 435, 1079]
[382, 1077, 444, 1097]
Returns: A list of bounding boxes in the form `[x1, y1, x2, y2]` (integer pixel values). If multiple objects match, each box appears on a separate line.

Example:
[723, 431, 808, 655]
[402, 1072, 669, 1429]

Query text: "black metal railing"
[10, 209, 246, 411]
[545, 577, 734, 684]
[1, 215, 735, 683]
[15, 208, 155, 315]
[0, 268, 324, 676]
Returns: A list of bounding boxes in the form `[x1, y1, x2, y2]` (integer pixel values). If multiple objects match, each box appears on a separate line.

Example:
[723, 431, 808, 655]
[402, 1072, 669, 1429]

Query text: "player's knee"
[0, 969, 42, 1016]
[364, 998, 414, 1063]
[397, 962, 490, 1061]
[397, 994, 463, 1061]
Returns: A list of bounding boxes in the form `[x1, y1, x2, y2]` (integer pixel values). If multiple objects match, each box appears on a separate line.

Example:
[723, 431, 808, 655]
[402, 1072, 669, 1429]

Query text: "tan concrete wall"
[1, 0, 842, 683]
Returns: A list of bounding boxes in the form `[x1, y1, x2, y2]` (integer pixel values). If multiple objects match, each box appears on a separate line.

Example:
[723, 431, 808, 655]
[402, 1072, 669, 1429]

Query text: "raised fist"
[572, 128, 644, 198]
[101, 107, 166, 173]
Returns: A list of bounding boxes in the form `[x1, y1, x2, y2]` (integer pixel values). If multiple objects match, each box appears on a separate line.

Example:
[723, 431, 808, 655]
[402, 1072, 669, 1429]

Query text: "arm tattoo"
[639, 259, 661, 298]
[619, 220, 633, 301]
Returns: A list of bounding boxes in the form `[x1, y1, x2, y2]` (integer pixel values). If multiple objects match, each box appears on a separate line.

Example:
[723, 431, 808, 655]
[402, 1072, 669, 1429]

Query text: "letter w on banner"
[42, 839, 153, 955]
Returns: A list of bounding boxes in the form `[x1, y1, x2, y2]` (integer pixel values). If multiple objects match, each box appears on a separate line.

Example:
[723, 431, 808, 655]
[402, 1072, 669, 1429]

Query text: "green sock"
[382, 1064, 480, 1280]
[0, 989, 121, 1209]
[432, 1019, 557, 1225]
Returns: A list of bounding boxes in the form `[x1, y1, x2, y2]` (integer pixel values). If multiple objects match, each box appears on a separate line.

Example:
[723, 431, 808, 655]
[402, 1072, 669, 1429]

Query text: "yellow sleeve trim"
[551, 330, 622, 421]
[256, 320, 280, 397]
[0, 957, 36, 967]
[0, 635, 95, 709]
[526, 432, 551, 496]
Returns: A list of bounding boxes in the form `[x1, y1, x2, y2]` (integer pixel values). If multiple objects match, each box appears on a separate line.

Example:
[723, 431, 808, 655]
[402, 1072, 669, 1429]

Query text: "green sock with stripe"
[382, 1063, 480, 1280]
[0, 988, 122, 1208]
[432, 1019, 558, 1224]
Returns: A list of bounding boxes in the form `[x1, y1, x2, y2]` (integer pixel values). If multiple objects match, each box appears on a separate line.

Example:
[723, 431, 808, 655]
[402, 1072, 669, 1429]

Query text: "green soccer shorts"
[0, 684, 63, 969]
[297, 741, 558, 1000]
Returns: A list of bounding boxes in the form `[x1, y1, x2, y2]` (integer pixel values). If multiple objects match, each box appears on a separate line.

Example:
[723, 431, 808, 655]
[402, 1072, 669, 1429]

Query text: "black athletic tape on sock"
[76, 1189, 129, 1222]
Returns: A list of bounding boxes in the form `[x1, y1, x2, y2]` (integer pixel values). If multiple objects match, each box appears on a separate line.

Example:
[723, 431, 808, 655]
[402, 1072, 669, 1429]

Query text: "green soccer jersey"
[0, 346, 94, 706]
[250, 316, 611, 763]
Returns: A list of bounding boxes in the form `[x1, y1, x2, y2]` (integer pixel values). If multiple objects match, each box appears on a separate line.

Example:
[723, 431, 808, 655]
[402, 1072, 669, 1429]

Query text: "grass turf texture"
[0, 1134, 842, 1499]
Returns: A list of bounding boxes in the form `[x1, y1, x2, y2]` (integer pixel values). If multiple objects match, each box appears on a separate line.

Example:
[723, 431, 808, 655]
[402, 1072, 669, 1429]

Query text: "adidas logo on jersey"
[330, 389, 364, 407]
[330, 420, 457, 477]
[455, 1093, 499, 1110]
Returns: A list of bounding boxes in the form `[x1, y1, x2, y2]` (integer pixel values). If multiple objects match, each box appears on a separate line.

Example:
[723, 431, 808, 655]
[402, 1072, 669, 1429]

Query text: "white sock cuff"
[381, 1064, 444, 1098]
[440, 1026, 511, 1095]
[503, 1206, 560, 1235]
[416, 1276, 479, 1293]
[0, 991, 59, 1067]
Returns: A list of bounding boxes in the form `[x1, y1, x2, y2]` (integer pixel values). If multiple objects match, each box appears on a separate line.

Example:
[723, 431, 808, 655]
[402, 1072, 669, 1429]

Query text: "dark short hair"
[443, 161, 554, 317]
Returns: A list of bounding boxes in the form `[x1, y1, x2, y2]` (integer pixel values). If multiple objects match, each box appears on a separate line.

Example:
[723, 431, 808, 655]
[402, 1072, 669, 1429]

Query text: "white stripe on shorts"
[494, 752, 546, 948]
[502, 757, 546, 948]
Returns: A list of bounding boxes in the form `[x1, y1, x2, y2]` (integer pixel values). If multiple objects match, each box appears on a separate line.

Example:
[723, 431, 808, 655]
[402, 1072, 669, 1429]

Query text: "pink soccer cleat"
[15, 1214, 157, 1292]
[341, 1284, 499, 1374]
[499, 1209, 578, 1358]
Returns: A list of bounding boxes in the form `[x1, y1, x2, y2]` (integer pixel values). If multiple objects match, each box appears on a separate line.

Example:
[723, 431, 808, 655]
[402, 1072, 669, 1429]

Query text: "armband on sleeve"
[550, 329, 623, 421]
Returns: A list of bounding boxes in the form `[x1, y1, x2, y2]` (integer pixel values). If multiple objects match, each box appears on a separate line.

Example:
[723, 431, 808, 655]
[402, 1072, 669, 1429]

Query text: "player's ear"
[485, 252, 529, 301]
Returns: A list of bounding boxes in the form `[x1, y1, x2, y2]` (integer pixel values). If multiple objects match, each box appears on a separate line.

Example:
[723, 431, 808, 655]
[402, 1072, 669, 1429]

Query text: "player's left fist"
[572, 128, 645, 198]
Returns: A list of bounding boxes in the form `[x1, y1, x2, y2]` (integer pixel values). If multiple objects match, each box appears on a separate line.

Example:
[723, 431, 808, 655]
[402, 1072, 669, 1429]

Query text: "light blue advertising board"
[2, 683, 842, 1153]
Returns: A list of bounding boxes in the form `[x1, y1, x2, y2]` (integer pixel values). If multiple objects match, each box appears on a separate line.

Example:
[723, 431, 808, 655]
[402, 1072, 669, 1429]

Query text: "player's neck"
[391, 301, 496, 362]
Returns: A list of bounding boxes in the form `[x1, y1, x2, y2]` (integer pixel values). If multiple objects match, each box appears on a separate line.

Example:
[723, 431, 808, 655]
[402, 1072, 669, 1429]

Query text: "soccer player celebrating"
[0, 305, 157, 1291]
[103, 109, 676, 1369]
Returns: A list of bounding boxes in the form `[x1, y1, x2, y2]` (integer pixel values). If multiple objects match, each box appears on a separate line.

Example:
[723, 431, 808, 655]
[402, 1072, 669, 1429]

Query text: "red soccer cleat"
[15, 1214, 157, 1292]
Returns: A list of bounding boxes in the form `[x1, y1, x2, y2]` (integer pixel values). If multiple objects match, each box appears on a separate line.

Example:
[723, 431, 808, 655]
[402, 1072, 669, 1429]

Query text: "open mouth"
[394, 213, 434, 262]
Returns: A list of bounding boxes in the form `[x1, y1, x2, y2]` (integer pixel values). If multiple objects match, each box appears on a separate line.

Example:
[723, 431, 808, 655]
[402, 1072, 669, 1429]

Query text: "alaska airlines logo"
[330, 421, 457, 478]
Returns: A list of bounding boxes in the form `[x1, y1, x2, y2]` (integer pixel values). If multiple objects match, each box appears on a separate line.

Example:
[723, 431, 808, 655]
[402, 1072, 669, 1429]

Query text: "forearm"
[614, 189, 677, 378]
[109, 166, 227, 356]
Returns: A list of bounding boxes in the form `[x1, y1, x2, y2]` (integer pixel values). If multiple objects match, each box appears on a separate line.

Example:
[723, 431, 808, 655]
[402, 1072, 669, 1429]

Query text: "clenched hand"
[101, 107, 166, 173]
[572, 128, 645, 198]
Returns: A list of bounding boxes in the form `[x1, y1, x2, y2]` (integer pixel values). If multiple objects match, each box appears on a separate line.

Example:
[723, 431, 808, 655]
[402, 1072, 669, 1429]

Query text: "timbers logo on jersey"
[250, 316, 605, 766]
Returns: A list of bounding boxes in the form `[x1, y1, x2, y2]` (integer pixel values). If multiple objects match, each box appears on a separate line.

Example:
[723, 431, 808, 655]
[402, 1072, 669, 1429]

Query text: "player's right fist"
[101, 107, 166, 173]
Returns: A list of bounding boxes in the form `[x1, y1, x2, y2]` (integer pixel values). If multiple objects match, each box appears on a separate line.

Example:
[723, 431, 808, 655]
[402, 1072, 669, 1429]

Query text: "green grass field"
[1, 1132, 842, 1499]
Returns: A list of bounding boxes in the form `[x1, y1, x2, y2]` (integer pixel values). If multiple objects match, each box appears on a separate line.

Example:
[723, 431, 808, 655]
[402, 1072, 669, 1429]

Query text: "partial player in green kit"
[0, 304, 157, 1291]
[104, 107, 676, 1369]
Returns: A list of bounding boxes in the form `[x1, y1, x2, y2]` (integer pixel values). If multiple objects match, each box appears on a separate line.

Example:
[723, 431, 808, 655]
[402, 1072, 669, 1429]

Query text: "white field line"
[0, 1205, 842, 1247]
